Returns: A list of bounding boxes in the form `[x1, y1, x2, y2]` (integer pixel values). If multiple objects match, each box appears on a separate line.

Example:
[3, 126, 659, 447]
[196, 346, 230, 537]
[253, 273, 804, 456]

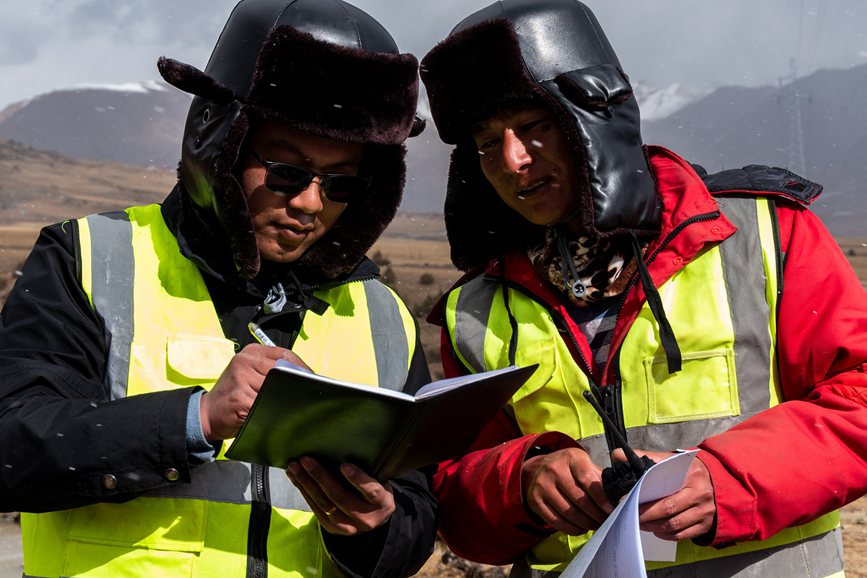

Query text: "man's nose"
[502, 129, 533, 174]
[287, 178, 325, 214]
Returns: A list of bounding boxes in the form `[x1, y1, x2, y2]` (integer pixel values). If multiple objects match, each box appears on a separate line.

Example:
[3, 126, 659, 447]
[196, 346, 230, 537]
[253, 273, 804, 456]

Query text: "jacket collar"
[639, 146, 736, 286]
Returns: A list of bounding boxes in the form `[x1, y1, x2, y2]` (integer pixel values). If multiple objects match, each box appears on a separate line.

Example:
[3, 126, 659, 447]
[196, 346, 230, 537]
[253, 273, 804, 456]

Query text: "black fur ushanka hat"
[158, 0, 424, 280]
[421, 0, 661, 271]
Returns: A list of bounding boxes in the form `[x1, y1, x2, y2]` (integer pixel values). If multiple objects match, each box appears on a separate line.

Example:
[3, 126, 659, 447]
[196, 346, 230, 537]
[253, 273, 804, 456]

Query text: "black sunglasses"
[248, 149, 371, 203]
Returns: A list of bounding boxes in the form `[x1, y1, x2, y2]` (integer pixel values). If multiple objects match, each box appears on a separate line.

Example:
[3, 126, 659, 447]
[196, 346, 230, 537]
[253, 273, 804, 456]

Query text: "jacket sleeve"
[324, 467, 438, 578]
[0, 223, 195, 512]
[432, 326, 581, 565]
[697, 201, 867, 544]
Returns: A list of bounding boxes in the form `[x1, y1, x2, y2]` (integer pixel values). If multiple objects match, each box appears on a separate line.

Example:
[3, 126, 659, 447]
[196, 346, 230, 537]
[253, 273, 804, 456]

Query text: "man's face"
[238, 121, 364, 263]
[472, 106, 581, 227]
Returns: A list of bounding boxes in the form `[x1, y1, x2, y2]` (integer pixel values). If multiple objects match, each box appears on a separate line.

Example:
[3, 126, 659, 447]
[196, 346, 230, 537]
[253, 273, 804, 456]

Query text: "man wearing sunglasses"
[0, 1, 437, 577]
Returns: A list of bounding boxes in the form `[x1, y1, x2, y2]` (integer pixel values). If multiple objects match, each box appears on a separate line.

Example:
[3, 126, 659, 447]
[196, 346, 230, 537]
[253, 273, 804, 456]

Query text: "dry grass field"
[1, 140, 867, 576]
[0, 140, 176, 280]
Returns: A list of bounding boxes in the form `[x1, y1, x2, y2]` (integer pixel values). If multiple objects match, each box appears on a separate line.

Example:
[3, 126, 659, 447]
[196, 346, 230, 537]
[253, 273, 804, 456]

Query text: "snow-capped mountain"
[632, 82, 709, 121]
[0, 82, 190, 169]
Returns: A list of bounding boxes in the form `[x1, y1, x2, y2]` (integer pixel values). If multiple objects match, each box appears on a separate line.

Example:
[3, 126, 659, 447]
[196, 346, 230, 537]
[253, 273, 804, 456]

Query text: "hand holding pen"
[200, 324, 313, 442]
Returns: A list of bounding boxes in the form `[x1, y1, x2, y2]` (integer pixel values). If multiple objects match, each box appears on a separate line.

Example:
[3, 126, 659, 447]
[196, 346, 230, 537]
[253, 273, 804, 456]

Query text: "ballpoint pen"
[248, 321, 315, 374]
[248, 321, 277, 347]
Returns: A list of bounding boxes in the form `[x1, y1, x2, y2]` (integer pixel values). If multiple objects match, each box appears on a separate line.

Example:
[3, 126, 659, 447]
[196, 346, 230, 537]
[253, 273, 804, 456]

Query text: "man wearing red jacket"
[419, 0, 867, 576]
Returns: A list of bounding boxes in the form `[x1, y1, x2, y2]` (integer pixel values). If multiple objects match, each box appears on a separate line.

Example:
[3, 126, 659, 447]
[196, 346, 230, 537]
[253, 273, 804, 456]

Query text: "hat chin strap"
[627, 230, 682, 374]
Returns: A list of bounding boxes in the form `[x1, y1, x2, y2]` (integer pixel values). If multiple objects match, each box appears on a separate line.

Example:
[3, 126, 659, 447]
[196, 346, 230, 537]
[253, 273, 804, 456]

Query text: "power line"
[803, 0, 828, 75]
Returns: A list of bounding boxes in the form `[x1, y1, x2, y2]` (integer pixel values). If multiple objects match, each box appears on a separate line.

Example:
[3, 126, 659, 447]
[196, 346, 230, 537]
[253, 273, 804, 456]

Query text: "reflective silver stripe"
[83, 213, 134, 400]
[510, 528, 844, 577]
[143, 460, 252, 503]
[618, 418, 756, 465]
[452, 275, 497, 373]
[267, 466, 313, 511]
[579, 433, 613, 466]
[584, 417, 777, 467]
[716, 196, 773, 416]
[364, 280, 409, 391]
[649, 528, 844, 578]
[141, 460, 311, 512]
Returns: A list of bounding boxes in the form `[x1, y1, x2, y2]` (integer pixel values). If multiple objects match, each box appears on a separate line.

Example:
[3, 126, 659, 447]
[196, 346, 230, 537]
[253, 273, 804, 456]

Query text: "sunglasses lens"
[265, 164, 311, 196]
[260, 155, 370, 203]
[323, 176, 371, 203]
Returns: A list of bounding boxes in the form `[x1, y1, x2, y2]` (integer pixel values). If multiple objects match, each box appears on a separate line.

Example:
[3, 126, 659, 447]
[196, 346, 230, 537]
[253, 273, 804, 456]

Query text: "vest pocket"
[126, 336, 236, 396]
[166, 335, 237, 382]
[61, 498, 205, 575]
[645, 349, 740, 424]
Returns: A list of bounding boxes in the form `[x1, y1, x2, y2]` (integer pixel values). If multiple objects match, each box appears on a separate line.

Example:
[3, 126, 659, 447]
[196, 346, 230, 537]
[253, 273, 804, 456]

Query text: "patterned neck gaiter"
[527, 226, 645, 307]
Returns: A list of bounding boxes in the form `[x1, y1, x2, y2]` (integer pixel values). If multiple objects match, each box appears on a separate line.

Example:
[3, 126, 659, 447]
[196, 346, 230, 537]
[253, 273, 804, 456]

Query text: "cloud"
[0, 0, 238, 108]
[0, 26, 43, 67]
[48, 0, 234, 54]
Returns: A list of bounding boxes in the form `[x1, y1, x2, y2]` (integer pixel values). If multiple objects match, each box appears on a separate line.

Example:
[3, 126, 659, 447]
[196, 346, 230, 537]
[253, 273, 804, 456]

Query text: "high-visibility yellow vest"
[22, 204, 418, 577]
[445, 197, 843, 577]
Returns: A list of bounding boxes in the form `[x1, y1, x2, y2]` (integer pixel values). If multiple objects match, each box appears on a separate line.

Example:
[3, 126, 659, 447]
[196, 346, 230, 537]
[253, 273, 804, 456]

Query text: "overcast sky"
[1, 0, 866, 111]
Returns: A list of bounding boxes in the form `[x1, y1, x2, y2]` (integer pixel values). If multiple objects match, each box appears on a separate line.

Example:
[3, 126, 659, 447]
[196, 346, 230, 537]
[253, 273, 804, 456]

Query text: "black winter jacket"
[0, 187, 437, 578]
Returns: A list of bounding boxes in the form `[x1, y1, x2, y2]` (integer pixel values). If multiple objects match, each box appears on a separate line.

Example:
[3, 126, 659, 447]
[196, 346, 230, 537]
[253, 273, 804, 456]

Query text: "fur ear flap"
[158, 57, 236, 103]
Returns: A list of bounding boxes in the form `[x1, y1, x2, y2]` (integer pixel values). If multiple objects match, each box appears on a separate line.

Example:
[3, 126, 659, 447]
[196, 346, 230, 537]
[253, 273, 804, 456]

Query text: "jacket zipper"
[247, 464, 271, 578]
[490, 277, 595, 379]
[492, 276, 629, 452]
[245, 273, 379, 576]
[303, 272, 379, 293]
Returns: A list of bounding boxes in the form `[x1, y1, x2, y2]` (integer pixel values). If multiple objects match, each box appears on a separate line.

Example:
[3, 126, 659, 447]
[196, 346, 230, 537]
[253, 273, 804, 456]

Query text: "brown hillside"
[0, 139, 173, 275]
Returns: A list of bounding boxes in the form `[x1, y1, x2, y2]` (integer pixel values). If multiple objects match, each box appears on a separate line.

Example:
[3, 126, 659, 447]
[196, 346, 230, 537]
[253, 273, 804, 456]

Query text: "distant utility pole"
[778, 58, 808, 177]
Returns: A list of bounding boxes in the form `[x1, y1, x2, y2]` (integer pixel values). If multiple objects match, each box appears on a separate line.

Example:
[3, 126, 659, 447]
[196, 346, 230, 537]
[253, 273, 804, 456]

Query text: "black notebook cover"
[225, 363, 537, 479]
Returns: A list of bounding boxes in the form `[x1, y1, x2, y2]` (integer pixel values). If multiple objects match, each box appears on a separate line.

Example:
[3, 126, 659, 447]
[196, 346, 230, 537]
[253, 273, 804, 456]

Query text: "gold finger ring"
[324, 506, 337, 516]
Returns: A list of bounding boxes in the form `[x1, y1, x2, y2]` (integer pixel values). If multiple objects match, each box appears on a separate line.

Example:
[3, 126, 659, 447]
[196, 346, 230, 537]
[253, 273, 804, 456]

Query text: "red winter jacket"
[430, 146, 867, 565]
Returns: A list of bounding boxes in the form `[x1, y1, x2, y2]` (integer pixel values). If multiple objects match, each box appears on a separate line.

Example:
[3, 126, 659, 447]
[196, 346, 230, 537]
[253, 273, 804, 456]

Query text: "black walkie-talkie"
[582, 390, 655, 502]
